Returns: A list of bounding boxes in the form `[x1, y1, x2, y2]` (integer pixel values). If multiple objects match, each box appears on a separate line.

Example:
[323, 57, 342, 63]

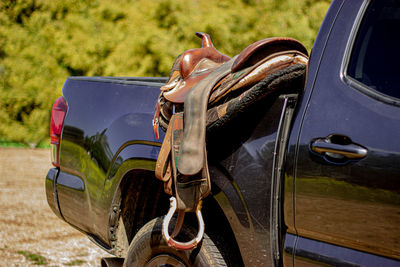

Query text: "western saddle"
[152, 32, 308, 250]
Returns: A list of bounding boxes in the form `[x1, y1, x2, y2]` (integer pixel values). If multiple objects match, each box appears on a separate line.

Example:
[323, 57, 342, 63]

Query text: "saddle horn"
[161, 32, 231, 104]
[195, 32, 213, 48]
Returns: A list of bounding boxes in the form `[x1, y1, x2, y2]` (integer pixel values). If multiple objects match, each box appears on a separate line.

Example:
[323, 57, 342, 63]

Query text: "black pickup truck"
[45, 0, 400, 266]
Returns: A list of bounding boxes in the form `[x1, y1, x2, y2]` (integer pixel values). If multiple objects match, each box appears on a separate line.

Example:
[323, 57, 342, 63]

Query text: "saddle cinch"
[153, 32, 308, 250]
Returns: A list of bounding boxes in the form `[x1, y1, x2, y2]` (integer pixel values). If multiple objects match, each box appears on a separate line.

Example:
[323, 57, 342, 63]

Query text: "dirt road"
[0, 148, 110, 266]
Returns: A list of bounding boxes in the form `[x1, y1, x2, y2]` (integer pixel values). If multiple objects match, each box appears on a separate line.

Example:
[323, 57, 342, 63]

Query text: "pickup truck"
[45, 0, 400, 266]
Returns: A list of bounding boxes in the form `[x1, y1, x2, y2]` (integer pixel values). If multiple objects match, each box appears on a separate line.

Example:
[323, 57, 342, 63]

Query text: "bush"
[0, 0, 330, 146]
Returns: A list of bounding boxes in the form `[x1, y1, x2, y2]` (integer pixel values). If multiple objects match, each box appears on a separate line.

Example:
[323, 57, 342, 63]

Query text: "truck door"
[293, 0, 400, 265]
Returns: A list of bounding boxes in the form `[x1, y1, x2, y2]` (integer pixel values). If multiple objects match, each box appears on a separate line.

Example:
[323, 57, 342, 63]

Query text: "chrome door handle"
[310, 136, 368, 160]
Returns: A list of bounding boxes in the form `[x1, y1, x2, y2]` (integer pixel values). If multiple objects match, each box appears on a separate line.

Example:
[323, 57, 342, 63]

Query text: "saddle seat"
[161, 32, 230, 103]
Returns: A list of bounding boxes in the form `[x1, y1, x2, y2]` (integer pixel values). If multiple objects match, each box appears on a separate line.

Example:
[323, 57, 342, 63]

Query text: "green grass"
[0, 140, 50, 149]
[0, 140, 29, 148]
[17, 250, 48, 265]
[64, 259, 86, 266]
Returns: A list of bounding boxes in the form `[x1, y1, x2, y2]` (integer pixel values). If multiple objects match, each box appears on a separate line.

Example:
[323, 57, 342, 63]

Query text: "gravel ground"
[0, 148, 110, 266]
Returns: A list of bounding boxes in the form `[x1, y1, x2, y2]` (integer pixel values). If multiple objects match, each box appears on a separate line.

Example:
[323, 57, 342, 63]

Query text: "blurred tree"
[0, 0, 330, 146]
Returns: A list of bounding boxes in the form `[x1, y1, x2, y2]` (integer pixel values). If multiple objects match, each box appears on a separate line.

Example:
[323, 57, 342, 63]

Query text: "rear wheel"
[123, 217, 228, 267]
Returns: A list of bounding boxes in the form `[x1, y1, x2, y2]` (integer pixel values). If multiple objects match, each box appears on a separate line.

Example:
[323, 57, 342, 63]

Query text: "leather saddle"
[153, 32, 308, 250]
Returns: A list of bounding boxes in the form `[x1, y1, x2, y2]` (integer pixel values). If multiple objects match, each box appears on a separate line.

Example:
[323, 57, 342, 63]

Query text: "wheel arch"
[109, 167, 243, 265]
[108, 167, 169, 257]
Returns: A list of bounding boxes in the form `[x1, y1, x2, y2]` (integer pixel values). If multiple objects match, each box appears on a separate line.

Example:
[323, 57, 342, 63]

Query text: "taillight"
[50, 96, 68, 167]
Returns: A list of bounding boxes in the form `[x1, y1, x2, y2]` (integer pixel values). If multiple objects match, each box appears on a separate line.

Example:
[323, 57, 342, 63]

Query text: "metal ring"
[162, 197, 205, 250]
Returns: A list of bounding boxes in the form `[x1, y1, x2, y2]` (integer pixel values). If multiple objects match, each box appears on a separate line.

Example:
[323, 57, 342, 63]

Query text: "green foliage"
[0, 0, 330, 146]
[17, 250, 48, 265]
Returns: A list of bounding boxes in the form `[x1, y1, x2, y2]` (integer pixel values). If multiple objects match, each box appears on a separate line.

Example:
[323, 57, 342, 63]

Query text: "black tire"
[123, 217, 228, 267]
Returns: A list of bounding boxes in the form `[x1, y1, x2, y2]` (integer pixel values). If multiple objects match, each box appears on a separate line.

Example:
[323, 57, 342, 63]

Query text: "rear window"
[347, 0, 400, 99]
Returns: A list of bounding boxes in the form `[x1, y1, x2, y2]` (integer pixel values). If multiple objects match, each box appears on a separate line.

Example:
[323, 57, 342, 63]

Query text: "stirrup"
[162, 197, 205, 250]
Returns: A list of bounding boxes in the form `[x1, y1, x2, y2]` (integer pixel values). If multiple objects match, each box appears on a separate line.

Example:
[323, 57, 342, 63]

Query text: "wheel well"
[114, 169, 243, 266]
[113, 169, 169, 256]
